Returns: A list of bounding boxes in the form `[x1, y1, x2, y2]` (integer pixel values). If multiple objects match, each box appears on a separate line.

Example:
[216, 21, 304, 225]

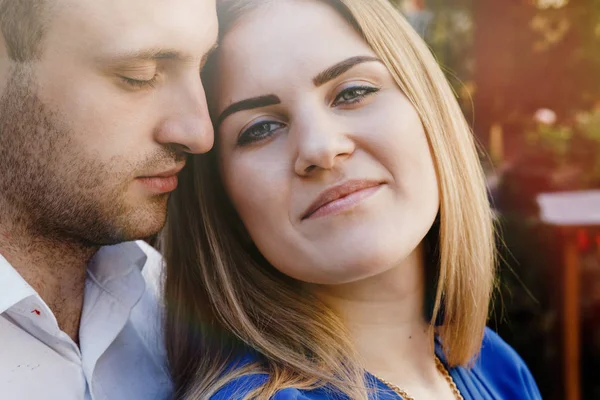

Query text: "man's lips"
[142, 165, 186, 178]
[302, 180, 383, 220]
[136, 165, 185, 194]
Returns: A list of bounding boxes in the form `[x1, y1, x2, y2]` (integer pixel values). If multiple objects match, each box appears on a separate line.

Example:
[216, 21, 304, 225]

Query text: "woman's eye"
[238, 121, 286, 146]
[332, 85, 380, 107]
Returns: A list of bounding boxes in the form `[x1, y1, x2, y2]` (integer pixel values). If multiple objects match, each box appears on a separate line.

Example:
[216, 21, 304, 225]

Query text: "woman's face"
[212, 0, 439, 285]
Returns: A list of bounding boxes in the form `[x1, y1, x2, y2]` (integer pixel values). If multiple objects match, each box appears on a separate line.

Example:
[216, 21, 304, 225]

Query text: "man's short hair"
[0, 0, 50, 62]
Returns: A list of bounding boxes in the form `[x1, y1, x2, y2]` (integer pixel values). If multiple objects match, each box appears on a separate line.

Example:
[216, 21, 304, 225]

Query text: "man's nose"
[154, 79, 214, 154]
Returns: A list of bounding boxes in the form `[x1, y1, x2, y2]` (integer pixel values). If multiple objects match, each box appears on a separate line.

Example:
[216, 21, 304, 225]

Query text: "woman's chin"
[281, 248, 415, 287]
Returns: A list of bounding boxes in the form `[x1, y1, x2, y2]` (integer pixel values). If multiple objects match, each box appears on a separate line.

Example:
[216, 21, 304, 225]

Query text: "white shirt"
[0, 241, 173, 400]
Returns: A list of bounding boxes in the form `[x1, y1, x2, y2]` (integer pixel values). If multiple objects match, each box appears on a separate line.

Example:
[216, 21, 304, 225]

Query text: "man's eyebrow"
[216, 95, 281, 128]
[101, 47, 206, 64]
[313, 56, 382, 87]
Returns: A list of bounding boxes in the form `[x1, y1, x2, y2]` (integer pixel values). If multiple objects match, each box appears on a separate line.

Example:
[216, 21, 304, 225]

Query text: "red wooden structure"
[537, 190, 600, 400]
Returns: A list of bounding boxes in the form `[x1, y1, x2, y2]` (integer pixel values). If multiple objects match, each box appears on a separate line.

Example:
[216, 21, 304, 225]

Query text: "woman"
[163, 0, 542, 398]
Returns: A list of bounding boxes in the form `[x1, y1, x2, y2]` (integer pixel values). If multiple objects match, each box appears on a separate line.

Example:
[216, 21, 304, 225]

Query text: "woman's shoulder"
[456, 327, 542, 399]
[479, 327, 528, 364]
[477, 327, 536, 376]
[211, 330, 543, 400]
[209, 355, 331, 400]
[211, 380, 328, 400]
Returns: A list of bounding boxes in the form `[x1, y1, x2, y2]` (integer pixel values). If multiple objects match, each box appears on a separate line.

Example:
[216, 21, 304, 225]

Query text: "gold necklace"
[374, 356, 464, 400]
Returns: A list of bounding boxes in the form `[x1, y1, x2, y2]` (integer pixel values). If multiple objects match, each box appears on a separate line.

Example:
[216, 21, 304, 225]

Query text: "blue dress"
[211, 328, 542, 399]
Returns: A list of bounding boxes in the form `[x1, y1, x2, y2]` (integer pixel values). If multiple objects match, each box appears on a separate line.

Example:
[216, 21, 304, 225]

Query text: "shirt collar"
[0, 241, 149, 315]
[0, 253, 37, 315]
[86, 241, 148, 287]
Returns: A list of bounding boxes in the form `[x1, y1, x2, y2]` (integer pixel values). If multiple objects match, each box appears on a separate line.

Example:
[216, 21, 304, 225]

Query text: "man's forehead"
[56, 0, 216, 15]
[48, 0, 217, 57]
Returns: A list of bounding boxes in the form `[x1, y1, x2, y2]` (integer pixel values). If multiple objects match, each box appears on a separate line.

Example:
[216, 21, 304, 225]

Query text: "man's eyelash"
[121, 76, 159, 89]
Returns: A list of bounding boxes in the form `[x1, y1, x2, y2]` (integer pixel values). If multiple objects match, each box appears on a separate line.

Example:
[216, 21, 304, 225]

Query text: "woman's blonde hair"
[163, 0, 496, 398]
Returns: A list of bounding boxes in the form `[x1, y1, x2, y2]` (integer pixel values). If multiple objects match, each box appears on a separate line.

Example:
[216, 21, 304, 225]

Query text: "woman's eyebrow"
[312, 56, 382, 87]
[216, 94, 281, 128]
[216, 56, 381, 128]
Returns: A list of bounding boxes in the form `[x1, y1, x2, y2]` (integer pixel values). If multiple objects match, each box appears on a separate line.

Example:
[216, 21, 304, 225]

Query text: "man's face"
[0, 0, 218, 245]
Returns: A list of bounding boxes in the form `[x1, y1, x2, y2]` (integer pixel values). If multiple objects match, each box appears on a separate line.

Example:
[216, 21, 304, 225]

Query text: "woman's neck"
[311, 245, 439, 387]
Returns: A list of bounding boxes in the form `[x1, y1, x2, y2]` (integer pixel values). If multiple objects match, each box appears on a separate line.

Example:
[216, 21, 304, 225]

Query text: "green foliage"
[526, 123, 574, 161]
[523, 107, 600, 189]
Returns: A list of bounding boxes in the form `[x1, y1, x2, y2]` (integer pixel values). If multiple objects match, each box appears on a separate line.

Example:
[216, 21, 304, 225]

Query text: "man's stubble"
[0, 67, 173, 246]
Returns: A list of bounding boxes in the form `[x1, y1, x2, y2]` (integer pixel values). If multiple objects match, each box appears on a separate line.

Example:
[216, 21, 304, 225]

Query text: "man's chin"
[107, 198, 169, 243]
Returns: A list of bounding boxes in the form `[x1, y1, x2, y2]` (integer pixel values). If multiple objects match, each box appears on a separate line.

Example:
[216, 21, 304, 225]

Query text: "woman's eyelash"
[237, 121, 286, 146]
[332, 85, 380, 106]
[121, 75, 159, 89]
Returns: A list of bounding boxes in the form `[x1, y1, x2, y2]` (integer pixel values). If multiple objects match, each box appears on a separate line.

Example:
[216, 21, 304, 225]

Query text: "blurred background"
[390, 0, 600, 399]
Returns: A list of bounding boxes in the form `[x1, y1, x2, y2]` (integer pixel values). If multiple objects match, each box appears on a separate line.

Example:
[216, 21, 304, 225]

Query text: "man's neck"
[0, 220, 98, 344]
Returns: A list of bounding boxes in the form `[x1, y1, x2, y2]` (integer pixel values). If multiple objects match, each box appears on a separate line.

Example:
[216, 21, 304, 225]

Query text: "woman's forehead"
[214, 1, 374, 94]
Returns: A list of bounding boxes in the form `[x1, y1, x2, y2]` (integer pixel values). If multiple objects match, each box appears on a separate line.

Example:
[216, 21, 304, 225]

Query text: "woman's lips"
[302, 180, 383, 220]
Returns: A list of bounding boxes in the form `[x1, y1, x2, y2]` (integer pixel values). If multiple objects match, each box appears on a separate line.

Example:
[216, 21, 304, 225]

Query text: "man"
[0, 0, 217, 398]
